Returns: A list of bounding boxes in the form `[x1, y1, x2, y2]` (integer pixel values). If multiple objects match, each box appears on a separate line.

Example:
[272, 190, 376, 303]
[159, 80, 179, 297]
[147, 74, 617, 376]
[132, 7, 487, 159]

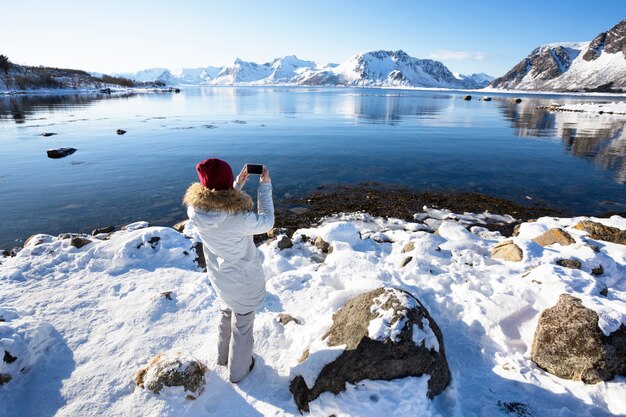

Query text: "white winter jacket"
[184, 181, 274, 314]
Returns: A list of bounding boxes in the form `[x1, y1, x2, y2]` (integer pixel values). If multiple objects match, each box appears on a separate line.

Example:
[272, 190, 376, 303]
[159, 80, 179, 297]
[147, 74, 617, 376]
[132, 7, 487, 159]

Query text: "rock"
[0, 374, 11, 385]
[482, 96, 492, 101]
[532, 228, 575, 247]
[122, 221, 150, 231]
[192, 242, 206, 270]
[463, 95, 472, 101]
[402, 241, 415, 253]
[172, 220, 187, 233]
[267, 228, 290, 239]
[3, 350, 17, 363]
[277, 313, 301, 325]
[399, 256, 413, 268]
[135, 350, 206, 395]
[47, 147, 77, 159]
[512, 223, 521, 237]
[556, 258, 582, 269]
[1, 249, 10, 257]
[314, 236, 333, 254]
[160, 291, 173, 300]
[23, 234, 47, 247]
[8, 247, 21, 257]
[511, 98, 523, 104]
[290, 287, 450, 412]
[277, 236, 294, 250]
[574, 220, 626, 245]
[41, 132, 56, 137]
[532, 294, 626, 383]
[174, 88, 181, 93]
[70, 237, 91, 249]
[591, 265, 604, 276]
[491, 240, 523, 262]
[92, 226, 115, 236]
[116, 129, 127, 135]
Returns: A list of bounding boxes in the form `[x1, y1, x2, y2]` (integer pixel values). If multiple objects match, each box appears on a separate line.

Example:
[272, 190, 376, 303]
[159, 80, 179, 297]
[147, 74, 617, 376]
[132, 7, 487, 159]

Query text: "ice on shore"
[0, 208, 625, 416]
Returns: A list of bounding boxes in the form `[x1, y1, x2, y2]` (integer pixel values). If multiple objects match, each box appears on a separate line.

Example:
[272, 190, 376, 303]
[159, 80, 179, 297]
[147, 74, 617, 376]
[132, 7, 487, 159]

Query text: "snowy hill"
[122, 51, 491, 89]
[1, 210, 625, 416]
[490, 19, 626, 91]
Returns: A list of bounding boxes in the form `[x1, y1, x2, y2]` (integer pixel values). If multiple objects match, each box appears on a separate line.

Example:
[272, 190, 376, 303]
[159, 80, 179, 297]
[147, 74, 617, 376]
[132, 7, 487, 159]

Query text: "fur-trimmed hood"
[183, 182, 253, 214]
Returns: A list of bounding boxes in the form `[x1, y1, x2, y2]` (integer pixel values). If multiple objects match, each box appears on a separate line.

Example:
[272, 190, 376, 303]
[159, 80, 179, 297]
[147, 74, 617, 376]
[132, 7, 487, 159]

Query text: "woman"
[183, 158, 273, 383]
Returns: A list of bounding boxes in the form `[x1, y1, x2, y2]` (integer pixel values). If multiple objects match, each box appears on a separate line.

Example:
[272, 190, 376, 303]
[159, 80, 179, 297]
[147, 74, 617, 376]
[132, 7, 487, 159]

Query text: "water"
[1, 87, 626, 248]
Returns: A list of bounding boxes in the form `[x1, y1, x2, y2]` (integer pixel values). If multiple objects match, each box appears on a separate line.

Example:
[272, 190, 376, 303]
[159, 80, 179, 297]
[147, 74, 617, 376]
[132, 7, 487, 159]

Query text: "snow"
[559, 101, 626, 114]
[1, 209, 625, 416]
[367, 288, 418, 343]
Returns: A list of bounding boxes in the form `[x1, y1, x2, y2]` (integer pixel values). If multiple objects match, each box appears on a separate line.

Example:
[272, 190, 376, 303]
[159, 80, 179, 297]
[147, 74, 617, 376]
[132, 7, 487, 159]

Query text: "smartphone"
[246, 164, 264, 175]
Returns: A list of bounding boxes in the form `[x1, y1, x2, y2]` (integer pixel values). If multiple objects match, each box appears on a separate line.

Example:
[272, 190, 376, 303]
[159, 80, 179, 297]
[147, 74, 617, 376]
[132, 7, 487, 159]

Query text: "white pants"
[217, 308, 255, 383]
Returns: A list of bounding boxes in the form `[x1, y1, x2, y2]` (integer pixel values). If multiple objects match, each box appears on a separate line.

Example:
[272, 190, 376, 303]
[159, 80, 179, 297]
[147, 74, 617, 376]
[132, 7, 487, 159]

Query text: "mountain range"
[490, 19, 626, 91]
[115, 51, 494, 89]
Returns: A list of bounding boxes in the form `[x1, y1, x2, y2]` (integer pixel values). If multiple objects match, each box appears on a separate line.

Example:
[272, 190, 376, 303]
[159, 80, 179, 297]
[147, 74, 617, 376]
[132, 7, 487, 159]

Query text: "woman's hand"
[235, 165, 249, 189]
[260, 166, 271, 183]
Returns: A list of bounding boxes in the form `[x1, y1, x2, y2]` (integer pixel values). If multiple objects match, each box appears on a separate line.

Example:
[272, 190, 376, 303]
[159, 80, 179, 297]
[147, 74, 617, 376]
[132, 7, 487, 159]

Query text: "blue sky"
[3, 0, 624, 77]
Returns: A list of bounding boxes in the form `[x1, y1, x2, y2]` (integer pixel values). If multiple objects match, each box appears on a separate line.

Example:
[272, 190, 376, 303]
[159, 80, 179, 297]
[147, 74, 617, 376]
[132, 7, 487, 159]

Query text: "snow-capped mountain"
[490, 19, 626, 91]
[294, 50, 480, 88]
[120, 51, 492, 89]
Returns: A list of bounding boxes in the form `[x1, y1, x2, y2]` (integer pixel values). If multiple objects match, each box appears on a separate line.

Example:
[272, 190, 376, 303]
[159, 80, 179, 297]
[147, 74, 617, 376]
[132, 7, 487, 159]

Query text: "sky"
[2, 0, 625, 77]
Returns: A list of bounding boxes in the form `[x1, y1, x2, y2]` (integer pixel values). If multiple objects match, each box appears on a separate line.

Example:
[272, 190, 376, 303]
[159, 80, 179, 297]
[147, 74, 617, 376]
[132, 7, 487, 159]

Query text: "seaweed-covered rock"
[290, 287, 450, 412]
[46, 147, 77, 159]
[135, 350, 206, 395]
[531, 294, 626, 383]
[574, 220, 626, 245]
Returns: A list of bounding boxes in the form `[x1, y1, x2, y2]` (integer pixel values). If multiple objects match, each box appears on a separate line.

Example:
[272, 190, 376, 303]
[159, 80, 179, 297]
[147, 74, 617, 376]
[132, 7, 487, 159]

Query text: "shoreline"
[4, 184, 622, 253]
[2, 84, 626, 99]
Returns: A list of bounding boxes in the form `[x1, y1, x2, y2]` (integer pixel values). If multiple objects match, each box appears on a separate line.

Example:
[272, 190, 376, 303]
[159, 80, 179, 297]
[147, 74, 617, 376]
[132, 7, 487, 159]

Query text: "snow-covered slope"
[491, 19, 626, 91]
[1, 210, 625, 416]
[454, 72, 494, 88]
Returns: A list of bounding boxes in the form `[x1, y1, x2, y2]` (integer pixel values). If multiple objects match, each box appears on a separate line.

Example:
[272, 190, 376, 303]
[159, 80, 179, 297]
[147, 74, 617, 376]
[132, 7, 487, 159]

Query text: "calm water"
[1, 87, 626, 248]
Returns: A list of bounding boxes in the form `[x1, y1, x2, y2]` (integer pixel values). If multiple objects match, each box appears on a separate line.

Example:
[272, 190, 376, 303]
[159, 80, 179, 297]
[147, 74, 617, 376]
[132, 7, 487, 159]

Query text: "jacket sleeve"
[240, 182, 274, 235]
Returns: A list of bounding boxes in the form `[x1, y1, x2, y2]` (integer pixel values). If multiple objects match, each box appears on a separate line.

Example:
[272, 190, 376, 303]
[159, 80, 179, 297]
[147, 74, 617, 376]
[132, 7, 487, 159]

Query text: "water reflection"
[0, 93, 135, 124]
[500, 100, 626, 184]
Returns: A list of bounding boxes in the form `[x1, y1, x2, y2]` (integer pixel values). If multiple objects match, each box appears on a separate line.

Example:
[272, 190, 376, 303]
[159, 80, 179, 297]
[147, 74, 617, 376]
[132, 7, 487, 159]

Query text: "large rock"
[574, 220, 626, 245]
[491, 240, 523, 262]
[290, 287, 450, 412]
[46, 147, 77, 159]
[531, 294, 626, 383]
[532, 228, 575, 247]
[135, 350, 206, 395]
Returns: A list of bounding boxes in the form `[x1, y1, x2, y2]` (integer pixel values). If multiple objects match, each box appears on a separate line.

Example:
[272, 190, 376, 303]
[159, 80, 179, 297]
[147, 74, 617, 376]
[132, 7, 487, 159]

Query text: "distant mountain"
[490, 19, 626, 91]
[125, 51, 492, 89]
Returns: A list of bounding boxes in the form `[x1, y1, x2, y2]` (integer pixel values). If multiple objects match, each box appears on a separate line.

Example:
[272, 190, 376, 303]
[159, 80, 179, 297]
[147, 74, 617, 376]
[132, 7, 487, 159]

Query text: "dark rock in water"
[277, 313, 301, 325]
[174, 88, 181, 93]
[463, 95, 472, 101]
[591, 265, 604, 276]
[47, 148, 77, 159]
[482, 96, 492, 101]
[135, 351, 206, 395]
[531, 293, 626, 383]
[1, 249, 11, 257]
[41, 132, 57, 137]
[277, 236, 294, 250]
[3, 350, 17, 364]
[70, 237, 91, 249]
[556, 258, 582, 269]
[192, 242, 206, 270]
[290, 287, 450, 412]
[574, 220, 626, 245]
[116, 129, 127, 135]
[511, 98, 522, 104]
[100, 88, 111, 94]
[92, 226, 115, 236]
[0, 373, 11, 385]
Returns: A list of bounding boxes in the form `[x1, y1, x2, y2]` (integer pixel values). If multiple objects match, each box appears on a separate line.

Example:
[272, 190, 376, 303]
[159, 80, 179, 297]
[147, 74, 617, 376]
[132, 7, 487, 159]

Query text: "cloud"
[428, 50, 488, 60]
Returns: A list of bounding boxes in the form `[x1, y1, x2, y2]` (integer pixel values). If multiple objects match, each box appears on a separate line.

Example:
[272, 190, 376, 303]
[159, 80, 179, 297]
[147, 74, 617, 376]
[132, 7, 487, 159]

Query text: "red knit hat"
[196, 158, 234, 190]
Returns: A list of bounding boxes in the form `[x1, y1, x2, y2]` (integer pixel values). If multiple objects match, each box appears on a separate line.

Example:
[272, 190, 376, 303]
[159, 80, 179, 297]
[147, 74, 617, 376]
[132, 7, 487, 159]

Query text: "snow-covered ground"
[558, 101, 626, 114]
[1, 209, 625, 417]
